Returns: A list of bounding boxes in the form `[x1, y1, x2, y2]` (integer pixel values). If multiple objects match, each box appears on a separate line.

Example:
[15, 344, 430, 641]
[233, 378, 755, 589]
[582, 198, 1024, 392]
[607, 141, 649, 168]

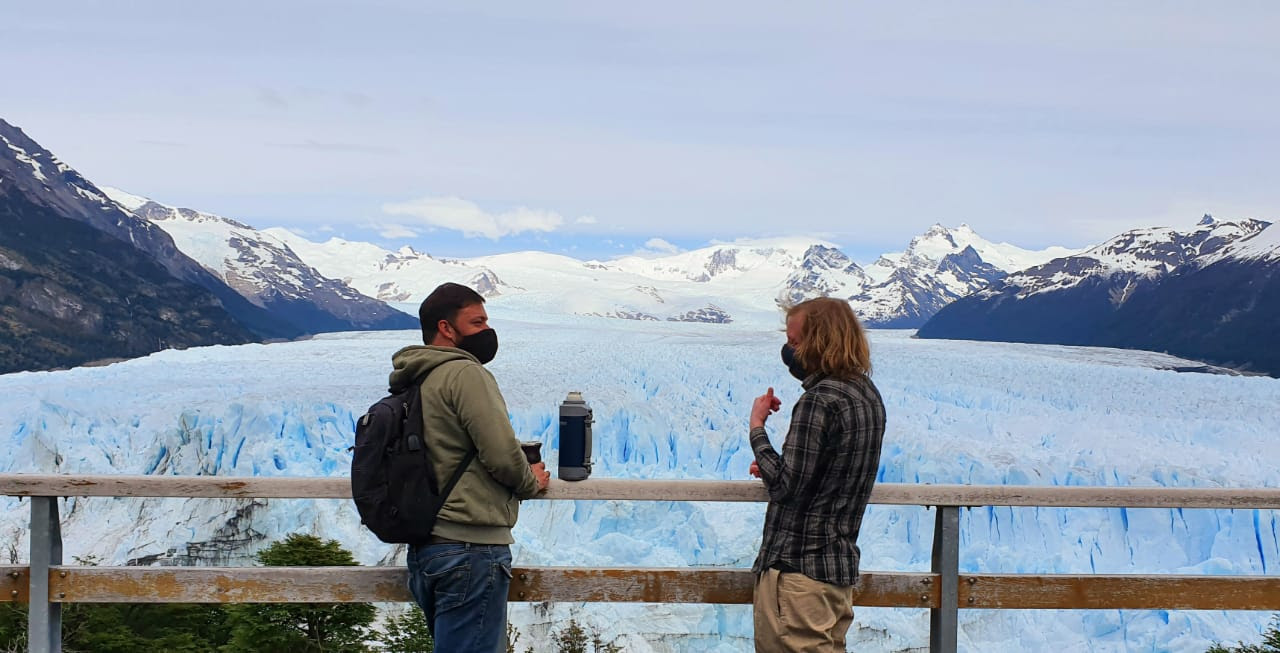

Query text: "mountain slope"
[104, 188, 415, 333]
[0, 118, 301, 341]
[918, 218, 1278, 375]
[1102, 224, 1280, 374]
[0, 183, 258, 373]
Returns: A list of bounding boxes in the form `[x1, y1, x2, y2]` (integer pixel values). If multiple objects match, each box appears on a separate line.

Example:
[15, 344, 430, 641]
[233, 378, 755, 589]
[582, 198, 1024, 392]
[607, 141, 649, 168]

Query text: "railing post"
[29, 496, 63, 653]
[930, 505, 959, 653]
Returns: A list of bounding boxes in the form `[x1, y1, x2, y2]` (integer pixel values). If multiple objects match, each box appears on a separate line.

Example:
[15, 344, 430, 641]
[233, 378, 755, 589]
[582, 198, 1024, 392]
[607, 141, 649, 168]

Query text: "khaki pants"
[753, 568, 855, 652]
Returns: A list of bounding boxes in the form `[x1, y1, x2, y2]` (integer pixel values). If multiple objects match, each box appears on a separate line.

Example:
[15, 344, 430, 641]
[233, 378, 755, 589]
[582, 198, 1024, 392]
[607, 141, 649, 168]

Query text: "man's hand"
[531, 461, 551, 492]
[749, 387, 782, 429]
[749, 460, 761, 478]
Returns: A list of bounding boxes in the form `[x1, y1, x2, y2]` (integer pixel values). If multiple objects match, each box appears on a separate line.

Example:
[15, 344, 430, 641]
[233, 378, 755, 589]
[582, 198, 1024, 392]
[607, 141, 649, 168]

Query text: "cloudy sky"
[6, 1, 1278, 260]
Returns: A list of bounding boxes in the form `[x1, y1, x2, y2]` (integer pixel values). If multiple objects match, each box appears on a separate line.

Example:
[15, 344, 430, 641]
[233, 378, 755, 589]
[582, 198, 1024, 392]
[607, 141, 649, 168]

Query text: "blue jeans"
[406, 542, 512, 652]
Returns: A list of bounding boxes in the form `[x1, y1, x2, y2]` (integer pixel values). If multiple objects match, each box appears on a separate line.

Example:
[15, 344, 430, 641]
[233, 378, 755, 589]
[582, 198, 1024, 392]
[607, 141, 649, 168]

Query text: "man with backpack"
[388, 282, 550, 651]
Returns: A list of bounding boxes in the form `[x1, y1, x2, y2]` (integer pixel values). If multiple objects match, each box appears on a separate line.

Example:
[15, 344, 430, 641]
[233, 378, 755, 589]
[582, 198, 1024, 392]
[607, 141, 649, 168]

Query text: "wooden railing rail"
[3, 474, 1278, 653]
[5, 474, 1280, 508]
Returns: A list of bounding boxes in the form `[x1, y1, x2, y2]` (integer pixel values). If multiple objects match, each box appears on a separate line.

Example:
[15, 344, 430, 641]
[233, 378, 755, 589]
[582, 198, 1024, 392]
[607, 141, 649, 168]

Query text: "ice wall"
[2, 313, 1277, 651]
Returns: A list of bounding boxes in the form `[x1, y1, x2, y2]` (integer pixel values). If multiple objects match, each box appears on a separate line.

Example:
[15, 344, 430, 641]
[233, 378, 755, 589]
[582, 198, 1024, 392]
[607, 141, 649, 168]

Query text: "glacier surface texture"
[2, 310, 1277, 652]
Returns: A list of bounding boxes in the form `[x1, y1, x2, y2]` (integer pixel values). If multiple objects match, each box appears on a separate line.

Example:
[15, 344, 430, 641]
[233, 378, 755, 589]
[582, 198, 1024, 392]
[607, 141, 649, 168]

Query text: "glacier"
[1, 309, 1278, 652]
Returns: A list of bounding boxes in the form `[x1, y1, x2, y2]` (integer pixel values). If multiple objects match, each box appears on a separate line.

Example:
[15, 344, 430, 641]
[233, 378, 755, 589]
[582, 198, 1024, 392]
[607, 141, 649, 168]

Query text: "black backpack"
[351, 373, 477, 544]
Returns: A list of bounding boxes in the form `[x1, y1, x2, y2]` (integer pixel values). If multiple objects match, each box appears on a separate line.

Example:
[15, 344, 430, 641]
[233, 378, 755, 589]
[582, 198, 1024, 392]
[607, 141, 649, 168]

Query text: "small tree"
[1208, 616, 1280, 653]
[375, 607, 433, 652]
[550, 618, 621, 653]
[505, 621, 525, 653]
[553, 619, 589, 653]
[590, 625, 624, 653]
[223, 533, 375, 652]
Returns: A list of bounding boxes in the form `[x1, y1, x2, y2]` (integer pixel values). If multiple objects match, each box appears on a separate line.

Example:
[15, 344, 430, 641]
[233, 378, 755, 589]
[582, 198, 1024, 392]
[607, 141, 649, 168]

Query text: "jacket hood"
[389, 345, 478, 391]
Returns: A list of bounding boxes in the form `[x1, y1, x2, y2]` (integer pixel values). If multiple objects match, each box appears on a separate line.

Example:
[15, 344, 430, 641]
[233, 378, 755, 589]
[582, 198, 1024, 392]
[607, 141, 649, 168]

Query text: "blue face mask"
[780, 344, 807, 382]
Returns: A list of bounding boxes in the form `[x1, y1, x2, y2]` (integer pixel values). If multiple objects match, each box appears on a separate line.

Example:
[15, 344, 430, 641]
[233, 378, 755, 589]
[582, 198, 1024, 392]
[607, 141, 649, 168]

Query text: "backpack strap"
[436, 448, 478, 502]
[407, 369, 479, 499]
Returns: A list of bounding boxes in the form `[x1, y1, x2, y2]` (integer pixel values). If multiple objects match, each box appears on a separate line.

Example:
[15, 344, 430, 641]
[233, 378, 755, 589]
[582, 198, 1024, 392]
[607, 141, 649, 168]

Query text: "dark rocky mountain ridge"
[918, 218, 1279, 376]
[0, 184, 259, 373]
[0, 117, 413, 373]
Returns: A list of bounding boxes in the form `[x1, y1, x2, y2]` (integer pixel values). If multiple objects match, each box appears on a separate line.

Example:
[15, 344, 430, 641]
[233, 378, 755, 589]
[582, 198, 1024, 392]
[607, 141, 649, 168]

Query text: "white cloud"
[377, 223, 419, 239]
[576, 215, 599, 225]
[382, 196, 565, 239]
[629, 237, 684, 258]
[643, 237, 681, 254]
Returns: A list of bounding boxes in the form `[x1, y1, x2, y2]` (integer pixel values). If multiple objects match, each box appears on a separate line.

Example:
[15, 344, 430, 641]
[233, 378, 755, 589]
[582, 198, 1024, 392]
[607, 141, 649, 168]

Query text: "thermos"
[558, 391, 593, 481]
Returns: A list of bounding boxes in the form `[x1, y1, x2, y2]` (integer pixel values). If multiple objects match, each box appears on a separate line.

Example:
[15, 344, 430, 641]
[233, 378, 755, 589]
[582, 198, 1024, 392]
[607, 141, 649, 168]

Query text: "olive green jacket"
[389, 345, 539, 544]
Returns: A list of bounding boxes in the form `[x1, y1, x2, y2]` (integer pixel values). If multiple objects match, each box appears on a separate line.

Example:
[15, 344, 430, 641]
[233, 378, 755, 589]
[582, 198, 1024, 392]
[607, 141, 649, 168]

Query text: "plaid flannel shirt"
[750, 373, 886, 587]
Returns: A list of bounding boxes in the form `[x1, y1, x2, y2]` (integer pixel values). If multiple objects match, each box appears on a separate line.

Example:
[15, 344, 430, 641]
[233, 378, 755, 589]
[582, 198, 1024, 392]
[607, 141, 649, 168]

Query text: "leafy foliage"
[551, 618, 623, 653]
[0, 601, 230, 653]
[0, 603, 26, 653]
[374, 607, 433, 652]
[222, 533, 376, 652]
[554, 619, 589, 653]
[1208, 616, 1280, 653]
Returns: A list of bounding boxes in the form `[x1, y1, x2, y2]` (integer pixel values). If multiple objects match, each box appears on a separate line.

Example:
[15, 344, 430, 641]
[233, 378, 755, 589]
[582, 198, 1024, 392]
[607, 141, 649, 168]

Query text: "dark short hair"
[419, 283, 485, 344]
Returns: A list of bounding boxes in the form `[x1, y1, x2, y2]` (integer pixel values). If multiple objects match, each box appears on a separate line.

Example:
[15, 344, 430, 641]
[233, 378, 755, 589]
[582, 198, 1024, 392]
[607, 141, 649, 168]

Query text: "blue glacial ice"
[1, 310, 1277, 652]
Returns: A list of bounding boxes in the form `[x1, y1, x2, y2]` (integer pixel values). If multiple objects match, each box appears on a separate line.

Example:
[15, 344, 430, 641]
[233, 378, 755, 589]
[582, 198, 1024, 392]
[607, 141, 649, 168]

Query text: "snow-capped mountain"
[866, 223, 1077, 282]
[271, 227, 1072, 328]
[918, 216, 1279, 376]
[103, 188, 415, 333]
[263, 228, 510, 303]
[980, 215, 1268, 301]
[1, 119, 149, 244]
[852, 224, 1076, 327]
[0, 119, 294, 339]
[1202, 214, 1280, 264]
[0, 176, 263, 374]
[775, 244, 871, 309]
[0, 118, 309, 373]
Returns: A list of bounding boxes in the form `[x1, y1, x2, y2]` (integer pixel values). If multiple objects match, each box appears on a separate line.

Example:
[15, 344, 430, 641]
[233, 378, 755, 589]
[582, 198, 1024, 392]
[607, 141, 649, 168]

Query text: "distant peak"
[1198, 213, 1216, 226]
[396, 245, 429, 258]
[912, 224, 958, 249]
[100, 186, 152, 212]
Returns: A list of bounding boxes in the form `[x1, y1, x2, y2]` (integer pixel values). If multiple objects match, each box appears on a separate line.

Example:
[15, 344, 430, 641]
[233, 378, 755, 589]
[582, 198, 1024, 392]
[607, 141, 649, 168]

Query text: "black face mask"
[781, 344, 807, 382]
[451, 326, 499, 364]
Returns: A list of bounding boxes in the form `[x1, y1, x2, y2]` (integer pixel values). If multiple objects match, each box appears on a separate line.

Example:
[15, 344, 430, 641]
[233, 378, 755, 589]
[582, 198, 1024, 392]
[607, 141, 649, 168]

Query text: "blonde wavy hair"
[786, 297, 872, 378]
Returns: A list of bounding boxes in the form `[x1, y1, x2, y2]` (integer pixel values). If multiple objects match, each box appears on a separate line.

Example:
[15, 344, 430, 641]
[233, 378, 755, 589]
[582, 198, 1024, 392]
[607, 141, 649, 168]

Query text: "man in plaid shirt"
[748, 297, 886, 652]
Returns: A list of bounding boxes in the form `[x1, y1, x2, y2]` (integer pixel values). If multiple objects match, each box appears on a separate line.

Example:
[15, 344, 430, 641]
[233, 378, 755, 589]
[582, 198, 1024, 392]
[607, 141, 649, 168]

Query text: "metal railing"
[3, 474, 1280, 653]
